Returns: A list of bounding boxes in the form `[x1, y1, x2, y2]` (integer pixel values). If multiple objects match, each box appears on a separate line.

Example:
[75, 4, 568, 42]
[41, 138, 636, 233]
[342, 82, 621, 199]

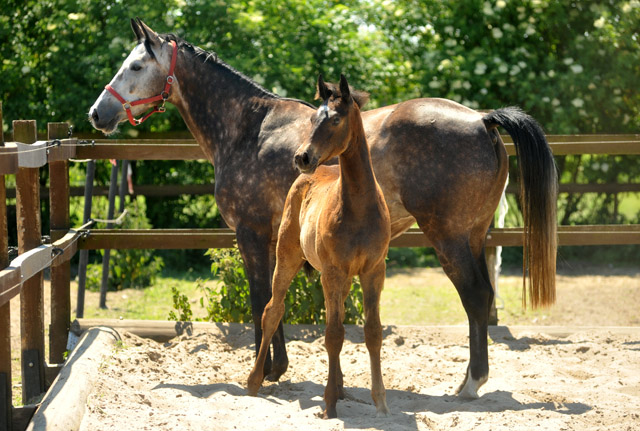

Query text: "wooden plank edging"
[26, 327, 121, 431]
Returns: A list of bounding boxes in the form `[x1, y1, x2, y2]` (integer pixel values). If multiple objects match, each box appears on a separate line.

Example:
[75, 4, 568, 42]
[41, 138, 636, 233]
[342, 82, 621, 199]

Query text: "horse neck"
[171, 50, 275, 163]
[337, 110, 379, 206]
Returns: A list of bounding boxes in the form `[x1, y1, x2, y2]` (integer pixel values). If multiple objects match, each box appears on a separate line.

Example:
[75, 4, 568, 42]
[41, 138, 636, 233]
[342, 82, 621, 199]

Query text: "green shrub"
[86, 195, 164, 291]
[169, 247, 364, 325]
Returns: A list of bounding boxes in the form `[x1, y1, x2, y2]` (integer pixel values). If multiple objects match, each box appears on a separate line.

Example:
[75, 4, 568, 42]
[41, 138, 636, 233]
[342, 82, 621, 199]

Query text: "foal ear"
[317, 74, 332, 101]
[339, 74, 353, 105]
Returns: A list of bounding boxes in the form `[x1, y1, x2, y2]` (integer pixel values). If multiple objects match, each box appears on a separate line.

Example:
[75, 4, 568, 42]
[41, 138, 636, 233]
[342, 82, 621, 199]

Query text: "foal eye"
[130, 63, 143, 72]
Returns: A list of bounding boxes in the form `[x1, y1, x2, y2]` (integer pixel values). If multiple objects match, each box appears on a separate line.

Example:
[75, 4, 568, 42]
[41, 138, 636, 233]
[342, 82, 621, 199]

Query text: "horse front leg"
[235, 227, 288, 381]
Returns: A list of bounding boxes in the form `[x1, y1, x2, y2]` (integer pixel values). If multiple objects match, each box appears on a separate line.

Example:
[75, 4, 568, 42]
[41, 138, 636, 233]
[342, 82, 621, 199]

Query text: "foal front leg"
[321, 272, 350, 419]
[360, 263, 390, 417]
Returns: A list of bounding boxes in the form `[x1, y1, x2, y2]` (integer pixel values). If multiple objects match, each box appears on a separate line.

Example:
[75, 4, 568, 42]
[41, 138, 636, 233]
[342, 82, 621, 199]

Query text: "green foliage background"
[1, 0, 638, 271]
[1, 0, 638, 134]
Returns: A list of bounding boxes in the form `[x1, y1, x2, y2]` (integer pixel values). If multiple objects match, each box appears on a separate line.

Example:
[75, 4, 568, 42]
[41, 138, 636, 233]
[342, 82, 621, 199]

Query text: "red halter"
[105, 40, 178, 126]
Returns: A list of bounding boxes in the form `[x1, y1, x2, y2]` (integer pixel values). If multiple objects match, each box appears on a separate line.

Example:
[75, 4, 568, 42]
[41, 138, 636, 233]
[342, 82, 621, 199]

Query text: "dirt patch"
[76, 324, 640, 431]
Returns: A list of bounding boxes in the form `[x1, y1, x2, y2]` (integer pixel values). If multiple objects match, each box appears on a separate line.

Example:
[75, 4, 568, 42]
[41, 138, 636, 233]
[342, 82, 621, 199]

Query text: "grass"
[77, 266, 549, 326]
[75, 270, 214, 321]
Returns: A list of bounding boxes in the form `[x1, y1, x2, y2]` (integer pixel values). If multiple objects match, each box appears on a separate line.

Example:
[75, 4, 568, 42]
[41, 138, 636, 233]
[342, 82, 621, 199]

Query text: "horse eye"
[332, 117, 341, 125]
[131, 63, 142, 72]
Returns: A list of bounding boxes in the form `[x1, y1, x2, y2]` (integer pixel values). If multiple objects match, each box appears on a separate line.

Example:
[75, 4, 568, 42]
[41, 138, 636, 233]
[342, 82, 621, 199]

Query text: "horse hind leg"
[360, 263, 390, 417]
[432, 236, 493, 399]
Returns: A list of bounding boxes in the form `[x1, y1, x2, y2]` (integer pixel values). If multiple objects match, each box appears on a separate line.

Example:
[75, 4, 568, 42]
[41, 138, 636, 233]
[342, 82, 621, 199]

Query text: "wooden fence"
[0, 104, 639, 430]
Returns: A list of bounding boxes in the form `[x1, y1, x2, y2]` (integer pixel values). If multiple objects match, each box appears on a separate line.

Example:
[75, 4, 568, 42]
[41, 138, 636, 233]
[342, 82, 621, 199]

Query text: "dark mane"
[159, 33, 315, 109]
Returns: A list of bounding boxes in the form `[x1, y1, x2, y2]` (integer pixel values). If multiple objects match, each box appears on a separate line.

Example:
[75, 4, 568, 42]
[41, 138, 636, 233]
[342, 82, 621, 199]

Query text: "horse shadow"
[153, 380, 592, 431]
[488, 326, 574, 351]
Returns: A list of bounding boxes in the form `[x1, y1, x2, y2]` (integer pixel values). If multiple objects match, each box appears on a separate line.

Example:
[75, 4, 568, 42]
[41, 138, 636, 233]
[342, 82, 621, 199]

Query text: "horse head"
[294, 74, 368, 174]
[89, 18, 179, 134]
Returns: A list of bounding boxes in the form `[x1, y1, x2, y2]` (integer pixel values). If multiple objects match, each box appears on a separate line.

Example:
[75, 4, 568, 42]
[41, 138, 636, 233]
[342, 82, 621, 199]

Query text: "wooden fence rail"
[0, 104, 638, 431]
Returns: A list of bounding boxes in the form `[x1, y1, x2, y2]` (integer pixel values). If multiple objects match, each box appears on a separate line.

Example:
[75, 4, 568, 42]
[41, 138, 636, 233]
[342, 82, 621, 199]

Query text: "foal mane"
[158, 33, 315, 109]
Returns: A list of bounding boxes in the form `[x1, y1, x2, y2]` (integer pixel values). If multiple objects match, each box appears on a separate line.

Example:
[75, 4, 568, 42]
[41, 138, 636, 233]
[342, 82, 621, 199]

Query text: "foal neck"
[337, 108, 378, 202]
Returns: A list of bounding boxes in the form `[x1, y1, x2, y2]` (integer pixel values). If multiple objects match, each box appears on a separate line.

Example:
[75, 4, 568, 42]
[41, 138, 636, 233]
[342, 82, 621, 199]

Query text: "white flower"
[594, 17, 606, 28]
[563, 57, 574, 65]
[499, 64, 509, 73]
[492, 27, 503, 39]
[429, 80, 442, 89]
[570, 64, 584, 73]
[444, 39, 457, 47]
[571, 98, 584, 108]
[438, 59, 452, 71]
[21, 65, 31, 74]
[474, 62, 487, 75]
[552, 98, 560, 106]
[496, 0, 507, 9]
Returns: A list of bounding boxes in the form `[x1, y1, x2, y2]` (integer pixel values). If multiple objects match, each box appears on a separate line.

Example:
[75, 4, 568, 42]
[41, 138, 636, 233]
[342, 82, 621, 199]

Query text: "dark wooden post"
[48, 123, 71, 364]
[76, 160, 95, 318]
[486, 246, 499, 325]
[99, 161, 119, 309]
[0, 101, 12, 431]
[14, 120, 45, 404]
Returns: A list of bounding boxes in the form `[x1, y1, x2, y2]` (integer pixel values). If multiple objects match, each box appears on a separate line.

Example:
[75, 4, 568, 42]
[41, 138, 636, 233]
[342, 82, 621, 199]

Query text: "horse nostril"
[90, 109, 99, 123]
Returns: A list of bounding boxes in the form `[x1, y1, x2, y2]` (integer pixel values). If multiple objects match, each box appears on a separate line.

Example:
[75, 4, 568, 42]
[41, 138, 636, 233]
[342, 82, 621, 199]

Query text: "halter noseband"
[105, 40, 178, 126]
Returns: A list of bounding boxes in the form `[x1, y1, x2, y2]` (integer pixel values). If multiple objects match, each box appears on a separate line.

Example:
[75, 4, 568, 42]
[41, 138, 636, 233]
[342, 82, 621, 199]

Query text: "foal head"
[294, 74, 369, 174]
[89, 18, 178, 134]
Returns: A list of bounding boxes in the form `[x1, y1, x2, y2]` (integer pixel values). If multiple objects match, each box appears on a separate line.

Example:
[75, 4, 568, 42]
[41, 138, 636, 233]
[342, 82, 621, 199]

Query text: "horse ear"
[317, 74, 332, 101]
[351, 90, 370, 109]
[135, 18, 161, 59]
[131, 18, 144, 42]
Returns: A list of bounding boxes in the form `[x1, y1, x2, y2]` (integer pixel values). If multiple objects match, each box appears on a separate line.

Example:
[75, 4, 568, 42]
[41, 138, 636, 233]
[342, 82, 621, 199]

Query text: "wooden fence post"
[48, 123, 70, 364]
[13, 120, 45, 404]
[75, 160, 95, 318]
[0, 101, 12, 431]
[99, 161, 119, 309]
[486, 247, 499, 325]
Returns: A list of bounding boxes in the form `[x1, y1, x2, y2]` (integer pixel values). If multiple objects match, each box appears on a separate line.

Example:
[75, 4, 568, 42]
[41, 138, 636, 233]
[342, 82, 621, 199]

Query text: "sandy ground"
[7, 266, 640, 430]
[76, 324, 640, 431]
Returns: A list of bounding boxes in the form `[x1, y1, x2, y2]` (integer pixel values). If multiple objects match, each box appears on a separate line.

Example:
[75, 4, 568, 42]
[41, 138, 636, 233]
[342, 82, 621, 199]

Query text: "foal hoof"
[322, 407, 338, 419]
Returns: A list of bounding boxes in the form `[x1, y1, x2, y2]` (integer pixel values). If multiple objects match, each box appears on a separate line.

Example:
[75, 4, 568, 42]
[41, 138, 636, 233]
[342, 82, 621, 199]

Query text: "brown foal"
[247, 74, 391, 418]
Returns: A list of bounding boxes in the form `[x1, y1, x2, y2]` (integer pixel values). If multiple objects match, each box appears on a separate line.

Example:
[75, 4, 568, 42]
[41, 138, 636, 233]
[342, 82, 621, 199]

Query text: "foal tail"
[483, 107, 558, 308]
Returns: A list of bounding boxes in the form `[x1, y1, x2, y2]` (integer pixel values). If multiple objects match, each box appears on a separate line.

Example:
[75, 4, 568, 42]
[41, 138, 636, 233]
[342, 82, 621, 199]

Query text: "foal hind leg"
[433, 236, 493, 399]
[321, 270, 350, 419]
[360, 262, 390, 417]
[246, 234, 304, 395]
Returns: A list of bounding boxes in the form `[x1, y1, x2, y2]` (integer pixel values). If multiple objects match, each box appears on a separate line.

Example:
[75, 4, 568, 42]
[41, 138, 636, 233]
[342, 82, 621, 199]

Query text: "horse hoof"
[455, 369, 486, 399]
[265, 365, 287, 382]
[375, 406, 390, 418]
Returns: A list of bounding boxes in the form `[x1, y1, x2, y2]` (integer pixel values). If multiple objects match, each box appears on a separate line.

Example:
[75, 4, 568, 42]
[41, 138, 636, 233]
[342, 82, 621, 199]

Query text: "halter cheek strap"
[105, 40, 178, 126]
